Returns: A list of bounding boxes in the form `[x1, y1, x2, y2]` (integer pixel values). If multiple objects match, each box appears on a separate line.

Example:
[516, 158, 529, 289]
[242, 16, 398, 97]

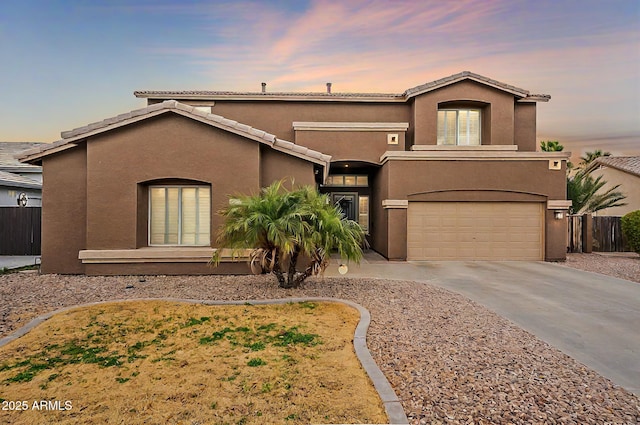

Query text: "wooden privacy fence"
[0, 207, 41, 255]
[592, 216, 629, 252]
[568, 214, 629, 253]
[567, 214, 586, 253]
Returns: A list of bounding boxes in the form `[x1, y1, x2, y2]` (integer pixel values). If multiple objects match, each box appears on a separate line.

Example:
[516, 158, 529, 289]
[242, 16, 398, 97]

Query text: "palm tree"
[579, 149, 611, 168]
[211, 180, 366, 288]
[540, 140, 574, 169]
[540, 140, 564, 152]
[567, 169, 626, 214]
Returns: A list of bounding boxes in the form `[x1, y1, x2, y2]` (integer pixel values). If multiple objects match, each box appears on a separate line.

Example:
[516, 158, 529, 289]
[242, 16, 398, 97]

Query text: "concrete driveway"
[0, 256, 40, 270]
[327, 257, 640, 396]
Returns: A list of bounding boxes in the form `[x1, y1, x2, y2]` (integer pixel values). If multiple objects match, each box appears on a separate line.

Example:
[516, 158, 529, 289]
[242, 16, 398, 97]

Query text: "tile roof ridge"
[18, 100, 332, 172]
[404, 70, 533, 98]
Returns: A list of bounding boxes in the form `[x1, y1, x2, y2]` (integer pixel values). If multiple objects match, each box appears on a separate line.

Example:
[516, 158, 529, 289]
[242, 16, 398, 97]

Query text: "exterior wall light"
[554, 210, 564, 220]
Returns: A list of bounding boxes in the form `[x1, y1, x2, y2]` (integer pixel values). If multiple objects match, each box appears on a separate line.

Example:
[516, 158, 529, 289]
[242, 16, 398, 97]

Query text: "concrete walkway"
[326, 255, 640, 396]
[0, 256, 40, 270]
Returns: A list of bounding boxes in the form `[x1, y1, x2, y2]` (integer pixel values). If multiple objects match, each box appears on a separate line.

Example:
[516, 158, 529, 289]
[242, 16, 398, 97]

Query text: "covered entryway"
[407, 202, 544, 260]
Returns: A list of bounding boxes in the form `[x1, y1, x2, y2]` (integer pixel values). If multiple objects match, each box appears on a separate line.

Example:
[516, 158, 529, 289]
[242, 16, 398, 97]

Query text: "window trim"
[437, 109, 481, 146]
[358, 195, 369, 233]
[148, 185, 211, 247]
[324, 174, 369, 187]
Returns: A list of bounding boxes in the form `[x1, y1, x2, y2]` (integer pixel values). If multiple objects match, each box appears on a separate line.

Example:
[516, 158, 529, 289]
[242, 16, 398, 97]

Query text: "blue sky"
[1, 0, 638, 158]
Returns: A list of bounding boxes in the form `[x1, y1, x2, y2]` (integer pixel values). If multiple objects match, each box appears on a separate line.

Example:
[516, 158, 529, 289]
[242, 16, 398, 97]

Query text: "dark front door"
[331, 193, 357, 221]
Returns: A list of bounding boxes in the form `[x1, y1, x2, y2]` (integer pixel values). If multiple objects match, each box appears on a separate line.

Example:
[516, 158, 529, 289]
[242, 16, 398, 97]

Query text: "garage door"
[407, 202, 544, 260]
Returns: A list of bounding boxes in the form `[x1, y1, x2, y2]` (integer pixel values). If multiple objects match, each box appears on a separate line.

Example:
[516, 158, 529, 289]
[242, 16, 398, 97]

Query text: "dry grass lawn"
[0, 300, 387, 424]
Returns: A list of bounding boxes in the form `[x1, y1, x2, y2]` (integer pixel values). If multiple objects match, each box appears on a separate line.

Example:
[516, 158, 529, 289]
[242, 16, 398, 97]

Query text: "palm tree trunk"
[286, 249, 300, 288]
[271, 251, 287, 288]
[294, 265, 315, 287]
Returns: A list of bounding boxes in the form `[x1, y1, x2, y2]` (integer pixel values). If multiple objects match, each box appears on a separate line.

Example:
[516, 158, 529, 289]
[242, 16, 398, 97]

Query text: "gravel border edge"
[0, 296, 410, 425]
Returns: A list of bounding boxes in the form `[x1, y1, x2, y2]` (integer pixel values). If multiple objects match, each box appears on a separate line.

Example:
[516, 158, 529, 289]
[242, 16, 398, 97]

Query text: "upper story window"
[149, 186, 211, 246]
[437, 109, 481, 146]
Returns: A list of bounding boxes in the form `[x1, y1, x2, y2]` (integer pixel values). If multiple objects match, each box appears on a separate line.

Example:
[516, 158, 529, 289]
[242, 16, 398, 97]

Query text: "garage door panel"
[407, 202, 544, 261]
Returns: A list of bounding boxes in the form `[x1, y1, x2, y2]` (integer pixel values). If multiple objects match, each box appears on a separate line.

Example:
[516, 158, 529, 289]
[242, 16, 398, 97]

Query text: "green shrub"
[621, 210, 640, 255]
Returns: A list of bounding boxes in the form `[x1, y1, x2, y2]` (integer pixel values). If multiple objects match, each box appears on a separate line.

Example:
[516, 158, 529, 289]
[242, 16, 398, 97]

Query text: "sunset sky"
[1, 0, 638, 158]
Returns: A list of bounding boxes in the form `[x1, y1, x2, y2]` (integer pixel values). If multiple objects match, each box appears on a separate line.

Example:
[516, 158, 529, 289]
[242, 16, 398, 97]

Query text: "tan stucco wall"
[84, 262, 249, 276]
[40, 113, 317, 274]
[514, 103, 537, 151]
[386, 160, 565, 199]
[590, 167, 640, 216]
[259, 145, 317, 187]
[85, 114, 261, 250]
[370, 165, 389, 257]
[379, 159, 567, 261]
[41, 146, 87, 274]
[411, 81, 516, 147]
[209, 101, 410, 143]
[295, 130, 404, 163]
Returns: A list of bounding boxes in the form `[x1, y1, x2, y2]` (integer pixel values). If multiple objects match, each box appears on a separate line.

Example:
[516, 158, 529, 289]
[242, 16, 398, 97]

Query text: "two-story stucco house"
[19, 71, 571, 275]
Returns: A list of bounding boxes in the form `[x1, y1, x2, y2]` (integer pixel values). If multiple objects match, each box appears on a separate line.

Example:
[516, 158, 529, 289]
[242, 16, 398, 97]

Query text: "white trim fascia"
[411, 145, 518, 151]
[381, 151, 570, 163]
[382, 200, 409, 209]
[293, 122, 409, 132]
[547, 200, 572, 210]
[78, 248, 251, 264]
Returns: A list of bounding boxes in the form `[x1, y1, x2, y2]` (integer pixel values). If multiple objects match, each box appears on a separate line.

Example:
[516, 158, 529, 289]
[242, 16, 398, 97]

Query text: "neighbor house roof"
[587, 156, 640, 178]
[134, 71, 550, 103]
[18, 101, 332, 176]
[0, 142, 46, 173]
[0, 170, 42, 190]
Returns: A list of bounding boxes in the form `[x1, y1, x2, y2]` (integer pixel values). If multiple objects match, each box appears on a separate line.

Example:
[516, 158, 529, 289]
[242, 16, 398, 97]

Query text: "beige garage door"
[407, 202, 544, 260]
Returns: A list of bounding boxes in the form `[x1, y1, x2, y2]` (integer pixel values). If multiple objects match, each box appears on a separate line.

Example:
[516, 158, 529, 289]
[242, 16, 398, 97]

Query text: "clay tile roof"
[0, 142, 46, 172]
[592, 156, 640, 177]
[18, 101, 331, 172]
[404, 71, 537, 98]
[134, 71, 549, 102]
[133, 90, 404, 101]
[0, 170, 41, 189]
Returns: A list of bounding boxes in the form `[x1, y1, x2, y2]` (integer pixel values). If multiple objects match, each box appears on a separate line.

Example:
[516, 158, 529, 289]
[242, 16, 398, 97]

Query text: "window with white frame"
[149, 186, 211, 246]
[437, 109, 481, 146]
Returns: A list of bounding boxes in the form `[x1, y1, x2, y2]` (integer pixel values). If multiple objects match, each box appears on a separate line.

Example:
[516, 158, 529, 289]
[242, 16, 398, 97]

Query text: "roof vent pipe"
[326, 82, 332, 93]
[261, 82, 266, 93]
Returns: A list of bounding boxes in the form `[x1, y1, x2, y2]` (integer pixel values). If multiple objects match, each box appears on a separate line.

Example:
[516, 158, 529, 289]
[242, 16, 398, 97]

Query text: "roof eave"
[404, 71, 532, 99]
[0, 180, 42, 190]
[18, 100, 333, 175]
[134, 91, 405, 103]
[517, 95, 551, 103]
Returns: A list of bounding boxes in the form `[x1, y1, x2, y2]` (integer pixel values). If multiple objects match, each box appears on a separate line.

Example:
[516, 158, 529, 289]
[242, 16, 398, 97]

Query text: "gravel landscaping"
[562, 252, 640, 284]
[1, 271, 638, 424]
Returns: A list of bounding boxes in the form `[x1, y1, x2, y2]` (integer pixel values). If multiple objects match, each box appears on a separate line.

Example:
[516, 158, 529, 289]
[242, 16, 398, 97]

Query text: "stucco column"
[546, 200, 572, 261]
[382, 200, 408, 260]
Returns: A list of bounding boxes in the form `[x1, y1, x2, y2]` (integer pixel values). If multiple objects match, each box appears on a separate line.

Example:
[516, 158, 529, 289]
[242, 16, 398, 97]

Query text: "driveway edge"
[0, 297, 409, 425]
